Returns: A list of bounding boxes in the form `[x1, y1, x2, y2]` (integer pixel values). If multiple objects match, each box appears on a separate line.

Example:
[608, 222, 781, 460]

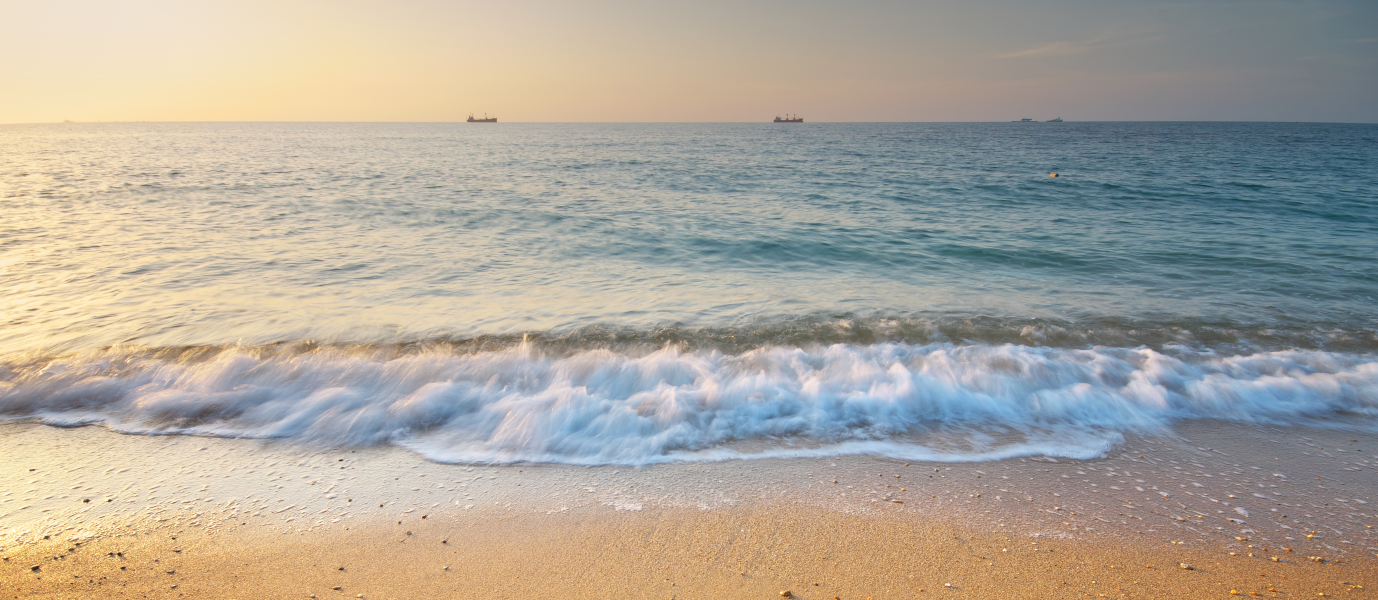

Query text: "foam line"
[1, 342, 1374, 464]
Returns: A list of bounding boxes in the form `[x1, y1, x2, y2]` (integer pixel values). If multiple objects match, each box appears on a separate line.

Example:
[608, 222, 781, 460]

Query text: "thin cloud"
[999, 41, 1085, 58]
[998, 26, 1164, 59]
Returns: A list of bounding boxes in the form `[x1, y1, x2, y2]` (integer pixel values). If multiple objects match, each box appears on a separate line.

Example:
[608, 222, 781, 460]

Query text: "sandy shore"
[2, 421, 1375, 599]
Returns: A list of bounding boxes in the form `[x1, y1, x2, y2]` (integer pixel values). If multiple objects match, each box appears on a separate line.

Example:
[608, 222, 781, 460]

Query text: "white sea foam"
[1, 342, 1374, 465]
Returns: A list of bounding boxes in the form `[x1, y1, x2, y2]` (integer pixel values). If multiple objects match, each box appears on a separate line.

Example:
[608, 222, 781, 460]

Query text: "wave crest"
[1, 342, 1374, 464]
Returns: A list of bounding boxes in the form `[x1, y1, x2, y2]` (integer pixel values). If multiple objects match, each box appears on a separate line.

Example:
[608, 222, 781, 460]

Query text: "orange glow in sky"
[2, 0, 1375, 123]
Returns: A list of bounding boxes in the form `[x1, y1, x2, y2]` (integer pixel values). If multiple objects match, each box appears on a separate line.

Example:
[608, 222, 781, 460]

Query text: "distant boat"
[1013, 118, 1035, 122]
[774, 114, 803, 123]
[467, 113, 497, 123]
[1046, 117, 1063, 122]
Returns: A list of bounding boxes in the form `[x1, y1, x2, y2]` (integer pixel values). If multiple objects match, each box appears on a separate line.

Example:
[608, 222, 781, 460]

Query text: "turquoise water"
[1, 122, 1375, 463]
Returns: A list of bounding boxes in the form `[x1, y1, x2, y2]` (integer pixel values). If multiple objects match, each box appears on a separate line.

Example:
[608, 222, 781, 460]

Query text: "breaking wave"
[1, 339, 1375, 465]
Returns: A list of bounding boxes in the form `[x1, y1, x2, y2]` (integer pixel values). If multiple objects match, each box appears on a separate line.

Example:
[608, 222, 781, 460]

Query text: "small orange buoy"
[1049, 172, 1059, 177]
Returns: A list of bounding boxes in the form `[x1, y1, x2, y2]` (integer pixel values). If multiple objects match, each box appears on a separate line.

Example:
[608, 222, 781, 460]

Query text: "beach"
[3, 420, 1374, 599]
[7, 0, 1377, 591]
[2, 121, 1376, 598]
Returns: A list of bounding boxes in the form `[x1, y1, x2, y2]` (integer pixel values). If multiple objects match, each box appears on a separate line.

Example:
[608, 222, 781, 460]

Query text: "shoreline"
[2, 421, 1375, 598]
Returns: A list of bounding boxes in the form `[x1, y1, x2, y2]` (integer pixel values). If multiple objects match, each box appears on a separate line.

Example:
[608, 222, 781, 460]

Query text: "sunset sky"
[2, 0, 1375, 123]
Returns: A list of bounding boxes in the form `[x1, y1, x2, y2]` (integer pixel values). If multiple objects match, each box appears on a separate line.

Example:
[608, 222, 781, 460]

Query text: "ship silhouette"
[774, 114, 803, 123]
[467, 113, 497, 123]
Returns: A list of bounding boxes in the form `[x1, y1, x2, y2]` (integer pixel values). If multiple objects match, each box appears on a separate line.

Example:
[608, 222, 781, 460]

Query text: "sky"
[1, 0, 1375, 123]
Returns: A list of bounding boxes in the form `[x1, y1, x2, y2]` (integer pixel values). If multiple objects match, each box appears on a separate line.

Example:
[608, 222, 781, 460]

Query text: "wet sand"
[2, 421, 1375, 599]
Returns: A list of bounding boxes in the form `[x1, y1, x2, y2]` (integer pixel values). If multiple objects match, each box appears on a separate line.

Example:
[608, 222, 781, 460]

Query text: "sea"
[1, 121, 1375, 465]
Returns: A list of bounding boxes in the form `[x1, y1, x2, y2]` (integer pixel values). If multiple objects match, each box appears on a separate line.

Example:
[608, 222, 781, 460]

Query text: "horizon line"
[5, 119, 1376, 126]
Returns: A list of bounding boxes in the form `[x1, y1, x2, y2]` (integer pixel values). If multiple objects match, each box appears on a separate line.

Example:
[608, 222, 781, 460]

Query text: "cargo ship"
[1046, 117, 1063, 122]
[467, 113, 497, 123]
[774, 114, 803, 123]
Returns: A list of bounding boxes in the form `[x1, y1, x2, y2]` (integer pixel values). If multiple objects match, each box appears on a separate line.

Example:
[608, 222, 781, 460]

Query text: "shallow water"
[1, 122, 1375, 463]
